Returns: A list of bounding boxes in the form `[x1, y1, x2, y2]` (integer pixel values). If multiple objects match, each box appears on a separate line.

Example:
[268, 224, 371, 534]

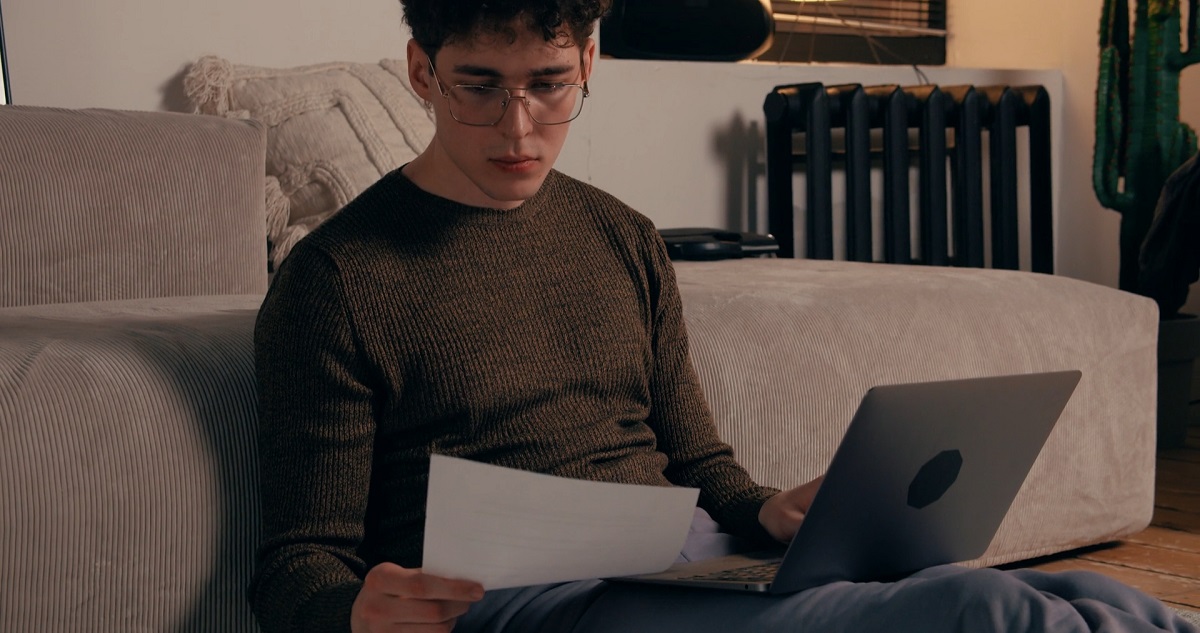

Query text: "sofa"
[0, 102, 1160, 632]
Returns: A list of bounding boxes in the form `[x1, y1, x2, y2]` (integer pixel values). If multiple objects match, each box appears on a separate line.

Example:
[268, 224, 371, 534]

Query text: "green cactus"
[1094, 0, 1199, 293]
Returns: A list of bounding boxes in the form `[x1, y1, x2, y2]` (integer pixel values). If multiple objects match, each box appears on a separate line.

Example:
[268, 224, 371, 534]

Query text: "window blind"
[760, 0, 947, 64]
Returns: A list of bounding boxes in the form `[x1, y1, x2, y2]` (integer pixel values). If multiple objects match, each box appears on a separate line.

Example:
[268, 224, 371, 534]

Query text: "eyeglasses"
[427, 62, 589, 127]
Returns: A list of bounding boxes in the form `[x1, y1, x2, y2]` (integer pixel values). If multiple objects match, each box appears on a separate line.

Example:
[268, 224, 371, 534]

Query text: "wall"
[948, 0, 1200, 312]
[3, 0, 1198, 309]
[2, 0, 407, 111]
[558, 60, 1063, 268]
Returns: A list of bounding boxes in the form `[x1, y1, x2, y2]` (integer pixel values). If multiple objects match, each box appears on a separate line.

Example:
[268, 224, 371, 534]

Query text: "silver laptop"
[614, 370, 1082, 594]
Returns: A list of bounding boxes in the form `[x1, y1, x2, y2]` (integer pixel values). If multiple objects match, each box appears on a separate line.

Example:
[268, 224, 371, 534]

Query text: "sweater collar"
[392, 167, 555, 225]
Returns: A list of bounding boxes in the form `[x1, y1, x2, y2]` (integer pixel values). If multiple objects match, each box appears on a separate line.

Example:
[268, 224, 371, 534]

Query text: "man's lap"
[453, 510, 1199, 633]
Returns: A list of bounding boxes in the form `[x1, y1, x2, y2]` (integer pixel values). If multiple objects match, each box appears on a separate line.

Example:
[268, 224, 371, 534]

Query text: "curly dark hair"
[400, 0, 613, 58]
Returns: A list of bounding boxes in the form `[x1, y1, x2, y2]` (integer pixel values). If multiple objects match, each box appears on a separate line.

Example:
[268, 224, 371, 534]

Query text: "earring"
[423, 99, 433, 112]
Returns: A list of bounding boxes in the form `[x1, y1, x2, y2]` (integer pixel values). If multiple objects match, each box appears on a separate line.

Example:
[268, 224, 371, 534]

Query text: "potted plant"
[1094, 0, 1200, 448]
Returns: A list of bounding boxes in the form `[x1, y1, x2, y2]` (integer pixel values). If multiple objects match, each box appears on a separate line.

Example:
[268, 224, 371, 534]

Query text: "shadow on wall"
[160, 63, 195, 113]
[712, 111, 766, 233]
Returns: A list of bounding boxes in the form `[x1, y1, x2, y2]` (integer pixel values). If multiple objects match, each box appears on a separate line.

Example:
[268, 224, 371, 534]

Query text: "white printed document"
[422, 454, 700, 590]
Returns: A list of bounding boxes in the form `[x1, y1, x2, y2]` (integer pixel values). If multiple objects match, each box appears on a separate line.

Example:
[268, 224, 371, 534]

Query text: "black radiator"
[763, 82, 1053, 273]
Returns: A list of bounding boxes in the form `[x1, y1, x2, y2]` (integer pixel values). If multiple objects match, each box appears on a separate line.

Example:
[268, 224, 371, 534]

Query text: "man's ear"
[581, 37, 597, 82]
[407, 39, 435, 102]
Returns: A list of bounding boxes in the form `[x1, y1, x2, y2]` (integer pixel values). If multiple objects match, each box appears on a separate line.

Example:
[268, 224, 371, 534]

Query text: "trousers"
[454, 510, 1200, 633]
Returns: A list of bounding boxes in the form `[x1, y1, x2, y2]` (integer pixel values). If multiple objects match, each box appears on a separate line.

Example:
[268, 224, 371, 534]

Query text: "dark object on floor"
[601, 0, 773, 61]
[1138, 152, 1200, 318]
[659, 228, 778, 261]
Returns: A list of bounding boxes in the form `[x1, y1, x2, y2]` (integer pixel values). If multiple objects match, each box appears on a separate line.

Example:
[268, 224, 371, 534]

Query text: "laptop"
[614, 370, 1082, 594]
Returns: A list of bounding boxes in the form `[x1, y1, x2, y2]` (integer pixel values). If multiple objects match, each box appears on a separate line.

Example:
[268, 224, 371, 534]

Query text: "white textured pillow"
[184, 56, 434, 269]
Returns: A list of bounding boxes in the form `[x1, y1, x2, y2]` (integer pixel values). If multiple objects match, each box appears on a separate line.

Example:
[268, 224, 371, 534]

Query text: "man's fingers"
[396, 596, 474, 623]
[366, 563, 485, 602]
[356, 593, 466, 627]
[352, 564, 486, 633]
[789, 475, 825, 512]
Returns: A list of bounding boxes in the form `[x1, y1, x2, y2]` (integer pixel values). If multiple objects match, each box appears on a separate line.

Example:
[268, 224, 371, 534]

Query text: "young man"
[250, 2, 1199, 632]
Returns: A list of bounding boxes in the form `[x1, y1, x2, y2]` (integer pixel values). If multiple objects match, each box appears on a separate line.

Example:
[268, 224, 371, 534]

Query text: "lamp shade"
[600, 0, 774, 61]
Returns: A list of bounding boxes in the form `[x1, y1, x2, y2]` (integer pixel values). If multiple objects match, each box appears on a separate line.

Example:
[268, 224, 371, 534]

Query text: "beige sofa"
[0, 103, 1159, 632]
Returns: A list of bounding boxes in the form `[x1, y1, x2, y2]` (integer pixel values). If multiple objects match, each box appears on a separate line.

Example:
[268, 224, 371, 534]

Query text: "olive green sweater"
[250, 169, 778, 632]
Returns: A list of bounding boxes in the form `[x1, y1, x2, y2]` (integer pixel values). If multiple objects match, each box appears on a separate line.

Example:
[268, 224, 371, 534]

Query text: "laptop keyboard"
[682, 561, 782, 582]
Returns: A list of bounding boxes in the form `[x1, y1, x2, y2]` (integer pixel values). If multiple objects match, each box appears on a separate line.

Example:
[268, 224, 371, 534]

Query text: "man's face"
[407, 28, 595, 210]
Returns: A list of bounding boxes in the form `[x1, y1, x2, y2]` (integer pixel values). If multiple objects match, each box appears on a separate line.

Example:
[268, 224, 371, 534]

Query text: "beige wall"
[559, 60, 1063, 270]
[2, 0, 407, 111]
[3, 0, 1198, 309]
[949, 0, 1200, 311]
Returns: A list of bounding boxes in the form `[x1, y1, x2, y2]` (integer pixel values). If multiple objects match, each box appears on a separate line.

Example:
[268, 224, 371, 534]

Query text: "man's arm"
[637, 231, 782, 543]
[640, 235, 825, 544]
[253, 244, 487, 633]
[251, 245, 377, 633]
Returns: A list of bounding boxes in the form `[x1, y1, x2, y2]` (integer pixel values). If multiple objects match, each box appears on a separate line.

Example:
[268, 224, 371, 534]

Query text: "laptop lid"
[614, 370, 1082, 593]
[768, 369, 1082, 593]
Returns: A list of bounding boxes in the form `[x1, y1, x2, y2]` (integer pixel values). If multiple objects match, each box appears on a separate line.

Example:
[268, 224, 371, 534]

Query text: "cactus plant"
[1093, 0, 1199, 295]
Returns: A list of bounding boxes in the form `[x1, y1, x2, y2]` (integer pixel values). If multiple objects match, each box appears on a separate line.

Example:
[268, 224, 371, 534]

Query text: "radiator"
[763, 82, 1053, 273]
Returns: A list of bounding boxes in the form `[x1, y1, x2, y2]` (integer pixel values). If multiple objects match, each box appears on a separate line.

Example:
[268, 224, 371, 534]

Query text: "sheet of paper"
[422, 454, 700, 590]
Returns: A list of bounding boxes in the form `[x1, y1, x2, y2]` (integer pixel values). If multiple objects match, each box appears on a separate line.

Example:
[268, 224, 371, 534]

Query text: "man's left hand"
[758, 476, 825, 543]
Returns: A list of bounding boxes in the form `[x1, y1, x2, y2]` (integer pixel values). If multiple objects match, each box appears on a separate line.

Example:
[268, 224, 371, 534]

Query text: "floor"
[1008, 392, 1200, 611]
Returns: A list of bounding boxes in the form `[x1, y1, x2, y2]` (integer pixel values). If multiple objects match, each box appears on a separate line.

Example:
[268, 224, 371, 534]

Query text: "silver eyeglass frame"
[426, 61, 590, 127]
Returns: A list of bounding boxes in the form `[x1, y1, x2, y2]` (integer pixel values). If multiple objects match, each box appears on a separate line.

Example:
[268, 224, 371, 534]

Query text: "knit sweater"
[249, 168, 779, 632]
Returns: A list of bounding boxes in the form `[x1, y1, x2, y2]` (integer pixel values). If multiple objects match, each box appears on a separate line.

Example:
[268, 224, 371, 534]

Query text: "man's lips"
[491, 156, 539, 172]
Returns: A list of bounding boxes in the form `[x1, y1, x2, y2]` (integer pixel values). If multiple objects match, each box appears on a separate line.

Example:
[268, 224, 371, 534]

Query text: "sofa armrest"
[677, 259, 1159, 567]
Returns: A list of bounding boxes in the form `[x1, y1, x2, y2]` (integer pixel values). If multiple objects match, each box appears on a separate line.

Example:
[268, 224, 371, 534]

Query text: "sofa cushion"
[0, 295, 263, 632]
[184, 56, 434, 270]
[675, 258, 1159, 568]
[0, 106, 269, 308]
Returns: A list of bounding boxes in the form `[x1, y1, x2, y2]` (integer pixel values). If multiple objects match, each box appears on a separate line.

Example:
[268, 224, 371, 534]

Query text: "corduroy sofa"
[0, 104, 1160, 632]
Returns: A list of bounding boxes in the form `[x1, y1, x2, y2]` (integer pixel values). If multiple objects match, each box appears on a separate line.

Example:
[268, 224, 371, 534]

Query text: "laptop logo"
[908, 450, 963, 509]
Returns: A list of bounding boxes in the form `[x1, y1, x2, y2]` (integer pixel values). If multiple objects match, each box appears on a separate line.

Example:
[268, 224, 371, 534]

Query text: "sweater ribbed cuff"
[709, 486, 782, 546]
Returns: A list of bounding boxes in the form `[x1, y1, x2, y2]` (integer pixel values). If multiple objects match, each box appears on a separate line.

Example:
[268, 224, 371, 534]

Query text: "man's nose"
[498, 93, 535, 137]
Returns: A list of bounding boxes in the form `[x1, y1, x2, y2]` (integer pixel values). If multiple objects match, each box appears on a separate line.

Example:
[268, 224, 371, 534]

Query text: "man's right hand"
[351, 563, 485, 633]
